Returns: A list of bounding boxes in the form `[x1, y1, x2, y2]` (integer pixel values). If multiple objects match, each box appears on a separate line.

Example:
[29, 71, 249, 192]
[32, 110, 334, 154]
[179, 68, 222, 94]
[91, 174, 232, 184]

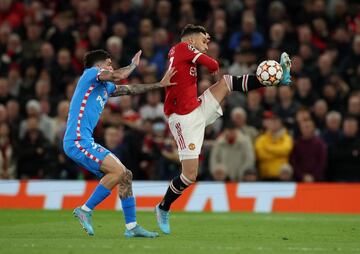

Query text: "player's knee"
[118, 168, 132, 183]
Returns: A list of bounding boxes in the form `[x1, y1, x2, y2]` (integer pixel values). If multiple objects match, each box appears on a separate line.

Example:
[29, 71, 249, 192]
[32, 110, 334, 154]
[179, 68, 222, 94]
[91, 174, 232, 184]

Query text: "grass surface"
[0, 210, 359, 254]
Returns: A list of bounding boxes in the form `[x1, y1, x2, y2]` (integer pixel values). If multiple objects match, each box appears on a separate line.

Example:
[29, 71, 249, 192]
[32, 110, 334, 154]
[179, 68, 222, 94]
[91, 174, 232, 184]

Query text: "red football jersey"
[164, 42, 219, 116]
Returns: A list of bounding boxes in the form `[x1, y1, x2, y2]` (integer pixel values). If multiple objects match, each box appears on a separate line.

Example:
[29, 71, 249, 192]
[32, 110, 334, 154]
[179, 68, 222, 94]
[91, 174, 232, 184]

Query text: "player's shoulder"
[176, 42, 198, 52]
[170, 42, 199, 58]
[82, 67, 100, 78]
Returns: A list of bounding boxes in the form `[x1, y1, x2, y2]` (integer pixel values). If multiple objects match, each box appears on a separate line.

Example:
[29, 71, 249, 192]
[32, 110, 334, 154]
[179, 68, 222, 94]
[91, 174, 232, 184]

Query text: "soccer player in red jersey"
[155, 24, 292, 234]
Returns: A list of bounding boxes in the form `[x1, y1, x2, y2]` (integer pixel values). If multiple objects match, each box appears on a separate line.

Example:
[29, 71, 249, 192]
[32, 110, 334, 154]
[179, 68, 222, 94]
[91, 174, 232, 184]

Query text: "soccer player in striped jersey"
[63, 49, 175, 238]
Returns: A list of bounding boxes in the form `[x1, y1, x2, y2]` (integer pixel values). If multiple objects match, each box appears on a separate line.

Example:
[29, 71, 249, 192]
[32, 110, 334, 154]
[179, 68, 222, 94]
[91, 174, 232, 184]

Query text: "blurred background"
[0, 0, 359, 183]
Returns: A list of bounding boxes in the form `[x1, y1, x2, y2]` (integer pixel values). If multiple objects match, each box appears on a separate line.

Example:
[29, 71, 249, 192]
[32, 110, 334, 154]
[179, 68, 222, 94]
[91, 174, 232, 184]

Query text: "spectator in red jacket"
[290, 119, 327, 182]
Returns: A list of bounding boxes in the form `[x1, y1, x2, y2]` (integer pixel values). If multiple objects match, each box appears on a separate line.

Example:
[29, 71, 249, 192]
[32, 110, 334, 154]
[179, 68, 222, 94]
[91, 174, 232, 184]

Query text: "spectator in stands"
[210, 122, 255, 181]
[347, 94, 360, 124]
[294, 76, 318, 107]
[47, 13, 76, 52]
[0, 78, 13, 105]
[51, 48, 76, 95]
[255, 114, 293, 180]
[312, 99, 328, 130]
[245, 91, 264, 129]
[106, 36, 129, 68]
[7, 66, 22, 98]
[321, 111, 342, 146]
[104, 125, 125, 161]
[19, 100, 52, 142]
[0, 104, 6, 128]
[51, 100, 69, 144]
[38, 42, 56, 71]
[22, 24, 43, 61]
[262, 86, 277, 111]
[139, 90, 165, 121]
[0, 122, 16, 179]
[87, 24, 104, 51]
[274, 86, 300, 129]
[328, 117, 360, 181]
[228, 12, 264, 51]
[6, 99, 20, 140]
[230, 107, 259, 142]
[17, 116, 54, 179]
[290, 120, 327, 182]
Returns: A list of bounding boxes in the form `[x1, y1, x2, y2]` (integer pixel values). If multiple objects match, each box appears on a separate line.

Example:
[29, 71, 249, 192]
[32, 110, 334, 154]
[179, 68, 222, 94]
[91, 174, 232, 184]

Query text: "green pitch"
[0, 210, 359, 254]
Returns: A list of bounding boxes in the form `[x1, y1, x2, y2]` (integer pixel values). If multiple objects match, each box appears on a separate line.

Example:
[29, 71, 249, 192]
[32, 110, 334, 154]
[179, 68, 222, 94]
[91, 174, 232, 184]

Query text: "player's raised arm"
[180, 24, 219, 74]
[110, 68, 177, 97]
[97, 50, 142, 82]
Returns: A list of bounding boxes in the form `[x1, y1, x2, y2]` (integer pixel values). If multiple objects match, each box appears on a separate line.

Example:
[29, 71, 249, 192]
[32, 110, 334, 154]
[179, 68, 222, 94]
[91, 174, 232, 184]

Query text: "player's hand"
[131, 50, 142, 66]
[160, 68, 177, 87]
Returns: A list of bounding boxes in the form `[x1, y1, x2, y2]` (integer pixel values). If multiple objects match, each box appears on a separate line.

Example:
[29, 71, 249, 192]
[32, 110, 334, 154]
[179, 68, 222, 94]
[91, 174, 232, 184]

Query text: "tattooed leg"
[119, 169, 133, 199]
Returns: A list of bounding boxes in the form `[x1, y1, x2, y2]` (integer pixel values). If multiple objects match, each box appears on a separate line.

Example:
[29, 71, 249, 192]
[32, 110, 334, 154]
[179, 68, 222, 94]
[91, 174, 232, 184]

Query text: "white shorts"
[168, 89, 223, 161]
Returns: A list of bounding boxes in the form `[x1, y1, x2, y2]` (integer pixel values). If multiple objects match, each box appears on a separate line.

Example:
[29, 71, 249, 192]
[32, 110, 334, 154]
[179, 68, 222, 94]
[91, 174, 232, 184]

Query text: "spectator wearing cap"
[328, 117, 360, 182]
[290, 120, 327, 182]
[19, 100, 53, 142]
[255, 113, 293, 180]
[210, 121, 255, 181]
[230, 107, 259, 142]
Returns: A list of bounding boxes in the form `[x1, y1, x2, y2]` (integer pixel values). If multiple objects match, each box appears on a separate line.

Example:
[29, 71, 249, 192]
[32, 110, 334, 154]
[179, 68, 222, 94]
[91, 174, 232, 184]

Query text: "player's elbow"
[209, 60, 219, 73]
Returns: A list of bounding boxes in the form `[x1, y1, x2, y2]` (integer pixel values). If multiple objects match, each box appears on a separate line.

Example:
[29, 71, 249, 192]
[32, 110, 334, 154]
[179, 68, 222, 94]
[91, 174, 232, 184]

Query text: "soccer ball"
[256, 60, 283, 86]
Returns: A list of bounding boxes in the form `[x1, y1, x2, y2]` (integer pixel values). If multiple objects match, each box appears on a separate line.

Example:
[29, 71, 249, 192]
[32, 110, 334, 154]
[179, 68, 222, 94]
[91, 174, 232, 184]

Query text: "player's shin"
[223, 74, 263, 94]
[82, 184, 111, 211]
[119, 169, 137, 230]
[159, 173, 194, 211]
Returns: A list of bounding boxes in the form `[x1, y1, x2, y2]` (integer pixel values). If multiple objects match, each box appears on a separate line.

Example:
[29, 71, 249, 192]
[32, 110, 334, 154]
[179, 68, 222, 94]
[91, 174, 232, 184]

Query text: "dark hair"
[181, 24, 207, 38]
[83, 49, 111, 68]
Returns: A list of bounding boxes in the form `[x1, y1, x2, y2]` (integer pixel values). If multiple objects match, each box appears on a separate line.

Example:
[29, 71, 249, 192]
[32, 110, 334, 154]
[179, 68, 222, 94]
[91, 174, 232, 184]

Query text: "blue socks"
[121, 196, 136, 225]
[85, 184, 111, 210]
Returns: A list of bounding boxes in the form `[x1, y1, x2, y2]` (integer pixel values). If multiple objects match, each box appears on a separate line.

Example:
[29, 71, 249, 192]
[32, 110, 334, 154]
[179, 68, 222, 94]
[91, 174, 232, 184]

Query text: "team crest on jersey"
[97, 147, 105, 153]
[189, 143, 196, 150]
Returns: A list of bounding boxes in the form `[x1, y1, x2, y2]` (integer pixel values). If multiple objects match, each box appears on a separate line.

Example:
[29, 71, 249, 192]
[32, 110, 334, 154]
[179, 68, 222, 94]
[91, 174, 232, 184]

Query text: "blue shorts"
[63, 140, 111, 178]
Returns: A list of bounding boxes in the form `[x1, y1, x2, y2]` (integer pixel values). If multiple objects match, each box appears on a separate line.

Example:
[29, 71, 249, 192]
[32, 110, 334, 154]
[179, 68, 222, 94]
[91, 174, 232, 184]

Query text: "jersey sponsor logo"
[188, 143, 196, 150]
[96, 95, 105, 109]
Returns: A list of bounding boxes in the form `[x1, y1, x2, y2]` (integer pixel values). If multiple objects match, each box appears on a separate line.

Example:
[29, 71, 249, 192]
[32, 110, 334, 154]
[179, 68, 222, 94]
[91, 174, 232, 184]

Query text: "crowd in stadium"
[0, 0, 358, 182]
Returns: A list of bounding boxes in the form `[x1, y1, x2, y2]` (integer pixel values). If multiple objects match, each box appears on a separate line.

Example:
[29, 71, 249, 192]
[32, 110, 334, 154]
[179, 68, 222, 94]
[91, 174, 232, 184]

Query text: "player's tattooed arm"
[109, 68, 177, 97]
[119, 169, 133, 199]
[97, 50, 142, 82]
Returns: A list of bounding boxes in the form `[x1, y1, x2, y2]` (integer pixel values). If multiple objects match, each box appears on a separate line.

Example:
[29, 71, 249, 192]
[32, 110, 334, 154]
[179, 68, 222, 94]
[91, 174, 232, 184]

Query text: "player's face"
[192, 33, 208, 53]
[97, 58, 113, 71]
